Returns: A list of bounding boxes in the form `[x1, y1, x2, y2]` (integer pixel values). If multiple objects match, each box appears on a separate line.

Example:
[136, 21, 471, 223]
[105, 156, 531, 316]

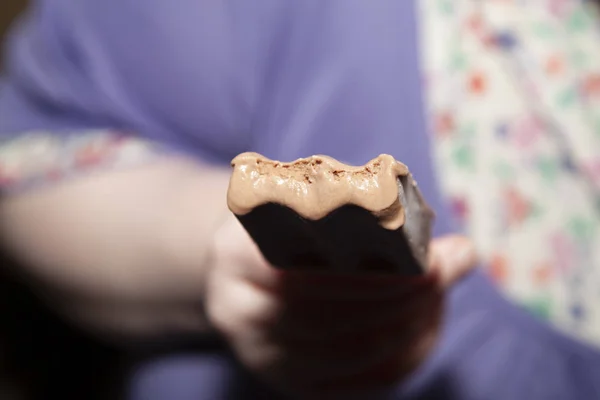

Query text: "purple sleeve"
[399, 272, 600, 399]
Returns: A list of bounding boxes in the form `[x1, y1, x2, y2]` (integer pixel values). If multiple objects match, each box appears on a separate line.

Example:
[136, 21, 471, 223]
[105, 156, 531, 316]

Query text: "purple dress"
[1, 1, 600, 398]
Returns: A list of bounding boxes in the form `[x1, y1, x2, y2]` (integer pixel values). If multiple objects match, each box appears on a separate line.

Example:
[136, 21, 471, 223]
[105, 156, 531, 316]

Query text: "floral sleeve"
[421, 0, 600, 347]
[0, 130, 171, 194]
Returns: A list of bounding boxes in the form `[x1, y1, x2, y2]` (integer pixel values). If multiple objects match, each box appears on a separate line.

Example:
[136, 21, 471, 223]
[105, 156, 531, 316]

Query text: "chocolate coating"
[227, 153, 434, 275]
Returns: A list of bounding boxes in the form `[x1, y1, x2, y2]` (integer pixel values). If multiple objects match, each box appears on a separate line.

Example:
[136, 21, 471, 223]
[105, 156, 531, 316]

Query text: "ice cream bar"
[227, 153, 435, 275]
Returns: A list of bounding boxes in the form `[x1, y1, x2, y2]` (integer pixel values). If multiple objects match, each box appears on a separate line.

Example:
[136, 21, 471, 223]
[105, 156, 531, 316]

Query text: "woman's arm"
[0, 153, 231, 340]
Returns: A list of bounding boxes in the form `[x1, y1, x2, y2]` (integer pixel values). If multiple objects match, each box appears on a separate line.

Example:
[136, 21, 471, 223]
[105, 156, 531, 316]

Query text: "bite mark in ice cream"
[227, 152, 413, 230]
[227, 152, 435, 273]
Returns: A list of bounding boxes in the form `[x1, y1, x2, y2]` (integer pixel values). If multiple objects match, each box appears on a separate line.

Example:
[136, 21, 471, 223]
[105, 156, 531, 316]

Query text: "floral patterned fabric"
[2, 0, 600, 347]
[421, 0, 600, 347]
[0, 131, 169, 194]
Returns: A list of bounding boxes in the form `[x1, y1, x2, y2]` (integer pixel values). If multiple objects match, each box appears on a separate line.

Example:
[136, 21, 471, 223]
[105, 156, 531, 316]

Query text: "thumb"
[428, 235, 478, 288]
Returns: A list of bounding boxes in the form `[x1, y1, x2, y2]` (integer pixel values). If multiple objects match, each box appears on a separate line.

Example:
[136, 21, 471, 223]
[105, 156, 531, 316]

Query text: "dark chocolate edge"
[232, 177, 434, 275]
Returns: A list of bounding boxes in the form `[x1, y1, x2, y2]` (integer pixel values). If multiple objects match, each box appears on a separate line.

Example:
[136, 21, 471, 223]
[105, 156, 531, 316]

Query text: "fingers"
[274, 270, 435, 301]
[313, 302, 442, 391]
[216, 214, 476, 305]
[209, 229, 473, 396]
[206, 275, 283, 336]
[273, 280, 440, 340]
[210, 269, 437, 342]
[428, 235, 478, 288]
[209, 262, 442, 386]
[261, 291, 443, 392]
[212, 215, 286, 289]
[295, 301, 440, 384]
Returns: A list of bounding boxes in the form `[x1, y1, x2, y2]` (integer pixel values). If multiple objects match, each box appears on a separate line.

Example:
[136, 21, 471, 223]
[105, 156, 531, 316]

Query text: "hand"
[205, 216, 477, 398]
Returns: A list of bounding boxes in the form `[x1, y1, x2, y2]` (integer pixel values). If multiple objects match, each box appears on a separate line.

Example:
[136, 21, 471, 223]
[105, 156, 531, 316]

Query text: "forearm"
[0, 157, 231, 339]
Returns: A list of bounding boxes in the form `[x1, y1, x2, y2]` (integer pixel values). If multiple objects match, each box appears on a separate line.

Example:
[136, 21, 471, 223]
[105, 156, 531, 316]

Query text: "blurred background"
[1, 4, 122, 400]
[0, 0, 27, 67]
